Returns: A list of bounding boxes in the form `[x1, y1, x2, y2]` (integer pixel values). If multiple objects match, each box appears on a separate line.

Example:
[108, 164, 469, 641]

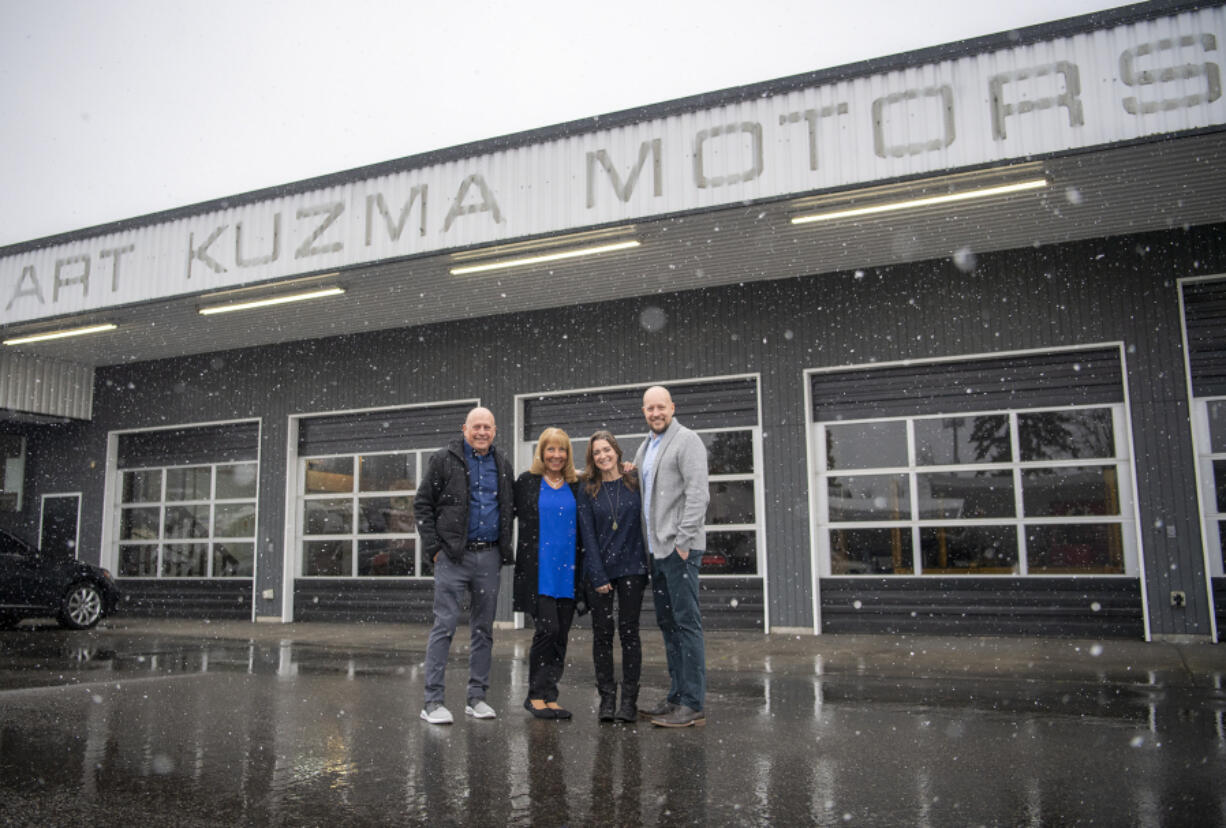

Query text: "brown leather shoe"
[651, 705, 706, 728]
[638, 698, 677, 719]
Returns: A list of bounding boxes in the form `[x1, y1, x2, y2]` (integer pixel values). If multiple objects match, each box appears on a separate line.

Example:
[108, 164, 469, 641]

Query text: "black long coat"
[512, 472, 586, 616]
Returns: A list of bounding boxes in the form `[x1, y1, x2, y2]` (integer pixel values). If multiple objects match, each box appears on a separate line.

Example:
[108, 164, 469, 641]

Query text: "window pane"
[1208, 401, 1226, 453]
[825, 422, 906, 470]
[358, 496, 415, 534]
[921, 526, 1018, 573]
[162, 543, 208, 577]
[359, 453, 416, 493]
[1022, 467, 1120, 516]
[1214, 460, 1226, 513]
[914, 415, 1010, 465]
[119, 545, 157, 576]
[829, 528, 913, 574]
[1018, 408, 1115, 461]
[707, 480, 755, 524]
[304, 499, 353, 534]
[917, 470, 1015, 519]
[358, 539, 416, 576]
[122, 470, 162, 503]
[304, 457, 354, 493]
[1220, 521, 1225, 571]
[214, 542, 254, 577]
[216, 463, 258, 499]
[165, 504, 210, 538]
[570, 441, 588, 475]
[1026, 524, 1125, 573]
[700, 531, 756, 574]
[700, 431, 753, 475]
[166, 466, 212, 501]
[827, 475, 910, 521]
[120, 507, 160, 540]
[214, 503, 256, 538]
[304, 540, 351, 576]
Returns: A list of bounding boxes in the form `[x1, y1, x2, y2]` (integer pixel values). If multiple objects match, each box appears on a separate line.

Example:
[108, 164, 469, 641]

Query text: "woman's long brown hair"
[582, 430, 638, 498]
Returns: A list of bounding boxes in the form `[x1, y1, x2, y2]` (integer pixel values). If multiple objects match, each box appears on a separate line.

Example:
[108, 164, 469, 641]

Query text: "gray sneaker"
[420, 702, 454, 725]
[465, 699, 496, 719]
[651, 705, 706, 728]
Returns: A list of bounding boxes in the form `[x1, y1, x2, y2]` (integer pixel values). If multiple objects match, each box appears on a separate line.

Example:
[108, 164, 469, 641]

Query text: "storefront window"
[298, 450, 428, 577]
[817, 405, 1134, 576]
[1195, 399, 1226, 573]
[116, 462, 258, 578]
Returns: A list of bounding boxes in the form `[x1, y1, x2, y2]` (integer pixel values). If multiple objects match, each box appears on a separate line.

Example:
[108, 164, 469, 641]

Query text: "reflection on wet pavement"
[0, 629, 1224, 826]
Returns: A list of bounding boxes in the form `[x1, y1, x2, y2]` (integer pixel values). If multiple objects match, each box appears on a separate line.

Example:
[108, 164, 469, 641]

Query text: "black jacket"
[513, 472, 586, 616]
[414, 439, 515, 565]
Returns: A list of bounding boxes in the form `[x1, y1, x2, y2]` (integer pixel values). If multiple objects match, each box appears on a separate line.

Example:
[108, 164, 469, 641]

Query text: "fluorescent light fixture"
[199, 286, 345, 315]
[791, 178, 1049, 225]
[4, 323, 117, 345]
[450, 240, 641, 275]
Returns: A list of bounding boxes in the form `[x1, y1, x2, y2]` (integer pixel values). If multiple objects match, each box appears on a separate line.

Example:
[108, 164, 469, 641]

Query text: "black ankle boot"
[598, 685, 617, 722]
[614, 683, 638, 723]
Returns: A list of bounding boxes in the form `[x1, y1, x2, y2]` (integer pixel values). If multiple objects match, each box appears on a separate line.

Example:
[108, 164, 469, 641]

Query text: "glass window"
[113, 461, 258, 578]
[917, 470, 1014, 518]
[1018, 408, 1115, 461]
[829, 528, 913, 574]
[122, 469, 163, 504]
[299, 449, 430, 577]
[1214, 460, 1226, 514]
[304, 457, 354, 493]
[707, 481, 755, 525]
[921, 526, 1018, 573]
[826, 422, 906, 470]
[701, 531, 757, 574]
[1026, 524, 1125, 573]
[359, 453, 415, 493]
[817, 404, 1133, 577]
[915, 415, 1009, 465]
[827, 475, 910, 521]
[1022, 467, 1120, 516]
[701, 431, 754, 475]
[216, 463, 258, 499]
[1210, 401, 1226, 453]
[166, 466, 211, 501]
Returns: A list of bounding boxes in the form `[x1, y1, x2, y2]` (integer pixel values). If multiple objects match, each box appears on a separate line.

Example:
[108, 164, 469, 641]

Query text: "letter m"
[586, 139, 662, 208]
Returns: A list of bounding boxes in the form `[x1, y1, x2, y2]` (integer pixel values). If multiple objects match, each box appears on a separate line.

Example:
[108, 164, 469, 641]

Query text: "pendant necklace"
[603, 478, 622, 531]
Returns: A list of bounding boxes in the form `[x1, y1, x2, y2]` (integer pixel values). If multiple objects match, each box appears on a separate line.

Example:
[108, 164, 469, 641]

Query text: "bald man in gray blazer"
[634, 385, 710, 727]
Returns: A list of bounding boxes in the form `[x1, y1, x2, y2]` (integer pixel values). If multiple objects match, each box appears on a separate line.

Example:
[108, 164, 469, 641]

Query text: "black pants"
[529, 596, 575, 702]
[589, 574, 648, 691]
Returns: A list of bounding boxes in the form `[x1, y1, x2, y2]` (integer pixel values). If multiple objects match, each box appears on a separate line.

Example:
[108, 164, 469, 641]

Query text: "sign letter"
[989, 62, 1085, 140]
[187, 226, 229, 277]
[5, 266, 45, 311]
[295, 202, 345, 259]
[872, 85, 956, 158]
[99, 244, 136, 292]
[694, 122, 764, 188]
[586, 140, 663, 208]
[365, 187, 428, 245]
[236, 214, 281, 267]
[53, 255, 90, 302]
[1121, 34, 1221, 115]
[443, 174, 503, 232]
[779, 104, 849, 171]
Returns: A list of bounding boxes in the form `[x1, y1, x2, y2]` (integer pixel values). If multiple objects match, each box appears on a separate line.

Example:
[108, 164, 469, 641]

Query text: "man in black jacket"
[415, 406, 515, 724]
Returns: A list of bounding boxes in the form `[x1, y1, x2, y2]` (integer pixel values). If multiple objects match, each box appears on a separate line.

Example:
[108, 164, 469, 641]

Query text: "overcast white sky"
[0, 0, 1128, 248]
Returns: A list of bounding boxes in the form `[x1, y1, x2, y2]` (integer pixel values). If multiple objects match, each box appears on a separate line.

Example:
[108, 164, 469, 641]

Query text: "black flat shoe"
[524, 698, 556, 719]
[545, 701, 572, 719]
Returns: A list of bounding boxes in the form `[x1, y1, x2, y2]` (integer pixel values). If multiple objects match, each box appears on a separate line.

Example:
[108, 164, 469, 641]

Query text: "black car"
[0, 529, 120, 629]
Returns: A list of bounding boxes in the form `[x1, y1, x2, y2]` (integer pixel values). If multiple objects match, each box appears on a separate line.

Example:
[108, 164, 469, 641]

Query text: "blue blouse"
[537, 479, 577, 599]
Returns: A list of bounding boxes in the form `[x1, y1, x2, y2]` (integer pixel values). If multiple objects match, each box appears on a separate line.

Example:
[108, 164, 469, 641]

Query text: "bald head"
[462, 407, 496, 454]
[642, 385, 675, 434]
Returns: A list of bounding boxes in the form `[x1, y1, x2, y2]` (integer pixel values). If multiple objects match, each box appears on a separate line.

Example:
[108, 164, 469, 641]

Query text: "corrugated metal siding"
[810, 348, 1123, 421]
[27, 222, 1221, 633]
[298, 402, 470, 456]
[116, 579, 253, 619]
[820, 577, 1144, 637]
[1184, 278, 1226, 396]
[0, 352, 93, 420]
[117, 421, 259, 467]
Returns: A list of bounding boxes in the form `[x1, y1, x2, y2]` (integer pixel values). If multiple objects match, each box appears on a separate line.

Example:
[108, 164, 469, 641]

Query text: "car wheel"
[58, 582, 105, 630]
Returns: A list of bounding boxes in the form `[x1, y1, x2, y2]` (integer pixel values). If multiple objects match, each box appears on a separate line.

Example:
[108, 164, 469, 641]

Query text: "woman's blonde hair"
[529, 427, 578, 482]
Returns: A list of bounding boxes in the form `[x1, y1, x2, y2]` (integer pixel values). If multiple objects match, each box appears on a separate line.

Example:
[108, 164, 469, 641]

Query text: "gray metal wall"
[7, 222, 1223, 635]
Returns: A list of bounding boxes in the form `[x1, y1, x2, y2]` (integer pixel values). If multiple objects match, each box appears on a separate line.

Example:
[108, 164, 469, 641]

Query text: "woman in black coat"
[514, 427, 585, 719]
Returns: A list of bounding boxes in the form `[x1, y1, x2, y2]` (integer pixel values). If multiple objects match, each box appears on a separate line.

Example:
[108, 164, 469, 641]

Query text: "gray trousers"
[424, 546, 502, 705]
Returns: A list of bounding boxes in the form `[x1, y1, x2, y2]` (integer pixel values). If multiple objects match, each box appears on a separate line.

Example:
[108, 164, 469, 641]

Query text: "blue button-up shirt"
[640, 431, 664, 556]
[464, 441, 500, 543]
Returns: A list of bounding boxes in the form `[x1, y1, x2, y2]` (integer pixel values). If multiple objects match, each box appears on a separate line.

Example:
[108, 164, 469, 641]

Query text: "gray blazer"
[634, 419, 710, 558]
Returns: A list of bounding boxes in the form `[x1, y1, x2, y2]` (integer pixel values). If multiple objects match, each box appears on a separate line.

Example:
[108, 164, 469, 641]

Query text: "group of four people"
[413, 385, 710, 729]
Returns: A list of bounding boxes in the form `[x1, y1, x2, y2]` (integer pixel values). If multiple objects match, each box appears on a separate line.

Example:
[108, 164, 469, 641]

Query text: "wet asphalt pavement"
[1, 620, 1224, 827]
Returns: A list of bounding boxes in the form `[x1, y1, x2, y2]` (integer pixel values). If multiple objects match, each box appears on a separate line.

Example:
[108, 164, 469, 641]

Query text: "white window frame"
[1191, 396, 1226, 579]
[295, 447, 433, 578]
